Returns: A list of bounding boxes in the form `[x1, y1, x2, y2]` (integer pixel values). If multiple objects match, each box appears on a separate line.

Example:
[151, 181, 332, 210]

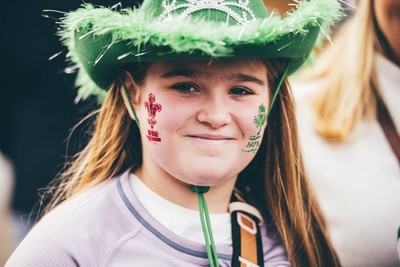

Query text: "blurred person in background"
[292, 0, 400, 266]
[0, 151, 15, 266]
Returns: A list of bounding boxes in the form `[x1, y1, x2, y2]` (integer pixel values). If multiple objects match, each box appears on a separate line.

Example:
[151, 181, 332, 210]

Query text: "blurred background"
[0, 0, 354, 265]
[1, 2, 86, 264]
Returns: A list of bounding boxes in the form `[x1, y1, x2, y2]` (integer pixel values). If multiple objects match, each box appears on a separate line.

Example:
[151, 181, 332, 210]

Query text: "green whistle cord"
[191, 185, 219, 267]
[266, 62, 290, 120]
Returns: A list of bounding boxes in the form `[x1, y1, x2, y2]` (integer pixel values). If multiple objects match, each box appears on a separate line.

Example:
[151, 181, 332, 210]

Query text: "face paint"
[242, 103, 267, 153]
[145, 93, 162, 142]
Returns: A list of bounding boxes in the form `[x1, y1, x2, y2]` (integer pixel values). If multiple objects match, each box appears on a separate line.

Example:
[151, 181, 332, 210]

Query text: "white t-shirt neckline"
[130, 173, 232, 246]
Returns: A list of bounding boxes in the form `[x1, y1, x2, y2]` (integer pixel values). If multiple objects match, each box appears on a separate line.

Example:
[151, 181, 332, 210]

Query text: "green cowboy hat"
[58, 0, 343, 102]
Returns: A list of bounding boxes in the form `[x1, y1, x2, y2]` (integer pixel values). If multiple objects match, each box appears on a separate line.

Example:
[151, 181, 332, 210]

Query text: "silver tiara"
[158, 0, 256, 25]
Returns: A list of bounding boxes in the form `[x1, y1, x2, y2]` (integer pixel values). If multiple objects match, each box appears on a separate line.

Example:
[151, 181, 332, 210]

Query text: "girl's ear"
[120, 71, 141, 121]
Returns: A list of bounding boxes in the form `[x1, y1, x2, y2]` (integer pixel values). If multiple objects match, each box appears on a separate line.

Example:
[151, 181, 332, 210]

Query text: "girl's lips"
[187, 134, 234, 140]
[186, 134, 236, 145]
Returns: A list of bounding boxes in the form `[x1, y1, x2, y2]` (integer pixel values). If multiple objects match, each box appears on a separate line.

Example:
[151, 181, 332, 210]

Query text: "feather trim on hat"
[58, 0, 343, 103]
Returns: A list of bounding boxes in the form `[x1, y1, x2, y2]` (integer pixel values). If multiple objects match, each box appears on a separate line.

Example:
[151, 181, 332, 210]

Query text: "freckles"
[242, 103, 267, 153]
[144, 93, 162, 142]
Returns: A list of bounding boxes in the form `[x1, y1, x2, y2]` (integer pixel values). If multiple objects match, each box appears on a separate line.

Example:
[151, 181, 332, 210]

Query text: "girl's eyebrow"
[161, 69, 265, 85]
[231, 73, 265, 85]
[161, 69, 203, 78]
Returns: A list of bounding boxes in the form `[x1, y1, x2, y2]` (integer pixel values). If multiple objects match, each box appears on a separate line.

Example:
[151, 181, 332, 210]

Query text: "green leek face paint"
[242, 103, 267, 153]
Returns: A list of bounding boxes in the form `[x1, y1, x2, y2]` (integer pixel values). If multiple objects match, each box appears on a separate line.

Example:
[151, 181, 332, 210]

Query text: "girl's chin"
[176, 172, 236, 188]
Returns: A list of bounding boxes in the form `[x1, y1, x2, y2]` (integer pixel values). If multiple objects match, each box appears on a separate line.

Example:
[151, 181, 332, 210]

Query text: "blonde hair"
[303, 0, 381, 141]
[44, 60, 339, 266]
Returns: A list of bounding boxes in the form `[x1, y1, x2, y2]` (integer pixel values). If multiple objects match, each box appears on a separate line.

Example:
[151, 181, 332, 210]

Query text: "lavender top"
[6, 169, 291, 266]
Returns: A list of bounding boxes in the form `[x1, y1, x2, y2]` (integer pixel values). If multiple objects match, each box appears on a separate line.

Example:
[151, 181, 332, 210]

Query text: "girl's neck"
[133, 166, 236, 214]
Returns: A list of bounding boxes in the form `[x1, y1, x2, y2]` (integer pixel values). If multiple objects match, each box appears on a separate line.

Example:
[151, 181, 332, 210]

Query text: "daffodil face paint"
[242, 103, 267, 153]
[145, 93, 162, 142]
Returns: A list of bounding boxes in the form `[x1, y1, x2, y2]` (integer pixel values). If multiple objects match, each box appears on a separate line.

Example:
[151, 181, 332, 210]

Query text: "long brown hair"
[238, 60, 340, 266]
[44, 60, 339, 266]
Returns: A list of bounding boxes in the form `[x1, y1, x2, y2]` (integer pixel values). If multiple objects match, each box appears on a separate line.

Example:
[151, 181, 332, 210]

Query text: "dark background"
[0, 1, 142, 220]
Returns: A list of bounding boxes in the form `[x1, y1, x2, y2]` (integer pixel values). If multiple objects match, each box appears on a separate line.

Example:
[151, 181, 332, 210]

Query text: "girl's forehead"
[147, 59, 268, 80]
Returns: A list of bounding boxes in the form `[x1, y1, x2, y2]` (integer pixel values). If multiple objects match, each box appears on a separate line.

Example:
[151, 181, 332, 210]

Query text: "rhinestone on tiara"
[158, 0, 256, 25]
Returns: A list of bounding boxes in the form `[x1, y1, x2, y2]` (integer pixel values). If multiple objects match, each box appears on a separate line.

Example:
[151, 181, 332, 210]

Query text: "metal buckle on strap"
[229, 200, 264, 267]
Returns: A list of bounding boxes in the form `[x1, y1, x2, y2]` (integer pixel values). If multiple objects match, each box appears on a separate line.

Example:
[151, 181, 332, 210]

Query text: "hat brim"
[60, 0, 342, 102]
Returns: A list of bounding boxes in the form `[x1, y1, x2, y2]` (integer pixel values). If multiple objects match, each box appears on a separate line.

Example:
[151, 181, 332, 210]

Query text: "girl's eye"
[229, 87, 253, 96]
[171, 83, 198, 94]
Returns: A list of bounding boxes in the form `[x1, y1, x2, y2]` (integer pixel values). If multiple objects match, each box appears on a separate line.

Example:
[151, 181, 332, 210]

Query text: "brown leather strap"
[229, 194, 264, 267]
[377, 97, 400, 165]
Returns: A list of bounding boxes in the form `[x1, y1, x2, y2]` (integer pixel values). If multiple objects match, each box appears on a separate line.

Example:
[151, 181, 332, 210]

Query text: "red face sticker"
[144, 93, 162, 142]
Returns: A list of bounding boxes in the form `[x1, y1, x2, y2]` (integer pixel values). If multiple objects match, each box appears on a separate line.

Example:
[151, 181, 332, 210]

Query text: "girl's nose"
[196, 95, 232, 128]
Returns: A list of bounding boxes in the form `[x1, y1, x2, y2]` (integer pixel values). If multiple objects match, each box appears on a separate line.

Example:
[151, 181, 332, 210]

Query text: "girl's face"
[133, 59, 270, 188]
[374, 0, 400, 61]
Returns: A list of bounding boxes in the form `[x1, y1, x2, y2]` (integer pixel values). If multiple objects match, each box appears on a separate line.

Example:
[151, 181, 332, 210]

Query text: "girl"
[6, 0, 342, 266]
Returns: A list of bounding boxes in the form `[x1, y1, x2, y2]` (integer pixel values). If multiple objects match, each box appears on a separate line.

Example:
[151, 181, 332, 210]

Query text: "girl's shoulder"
[6, 171, 141, 266]
[36, 175, 125, 231]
